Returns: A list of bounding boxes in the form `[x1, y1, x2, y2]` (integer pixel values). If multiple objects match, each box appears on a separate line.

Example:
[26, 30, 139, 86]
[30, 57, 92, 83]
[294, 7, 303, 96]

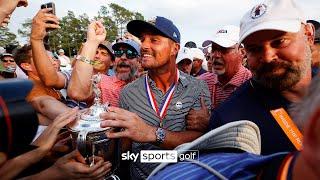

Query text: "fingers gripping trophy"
[68, 73, 120, 179]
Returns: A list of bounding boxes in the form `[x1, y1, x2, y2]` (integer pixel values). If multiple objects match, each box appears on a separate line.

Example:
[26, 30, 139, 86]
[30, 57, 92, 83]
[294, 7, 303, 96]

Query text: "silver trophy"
[68, 73, 120, 177]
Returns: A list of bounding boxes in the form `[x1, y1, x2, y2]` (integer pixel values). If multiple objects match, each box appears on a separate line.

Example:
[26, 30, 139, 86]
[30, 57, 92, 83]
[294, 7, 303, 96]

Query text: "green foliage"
[0, 27, 18, 47]
[15, 3, 144, 56]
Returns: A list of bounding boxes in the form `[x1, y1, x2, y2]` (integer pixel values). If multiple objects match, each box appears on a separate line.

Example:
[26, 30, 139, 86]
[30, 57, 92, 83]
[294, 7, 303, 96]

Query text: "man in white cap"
[57, 49, 70, 67]
[199, 25, 252, 110]
[176, 47, 193, 74]
[210, 0, 315, 155]
[191, 48, 207, 77]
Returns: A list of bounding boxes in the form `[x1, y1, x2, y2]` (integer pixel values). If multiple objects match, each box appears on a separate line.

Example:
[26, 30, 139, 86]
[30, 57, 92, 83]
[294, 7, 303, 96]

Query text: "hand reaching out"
[32, 107, 79, 153]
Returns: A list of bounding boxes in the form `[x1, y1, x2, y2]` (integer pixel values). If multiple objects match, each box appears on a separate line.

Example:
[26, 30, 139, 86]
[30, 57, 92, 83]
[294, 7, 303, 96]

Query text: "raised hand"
[86, 20, 106, 45]
[31, 8, 60, 41]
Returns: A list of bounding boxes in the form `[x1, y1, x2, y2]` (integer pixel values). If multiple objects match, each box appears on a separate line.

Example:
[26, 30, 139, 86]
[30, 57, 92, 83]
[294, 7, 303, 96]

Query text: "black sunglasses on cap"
[114, 49, 138, 59]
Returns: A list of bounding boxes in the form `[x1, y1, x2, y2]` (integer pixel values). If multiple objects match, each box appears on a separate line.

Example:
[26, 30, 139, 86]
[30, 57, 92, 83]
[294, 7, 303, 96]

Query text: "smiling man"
[210, 0, 314, 155]
[99, 16, 211, 179]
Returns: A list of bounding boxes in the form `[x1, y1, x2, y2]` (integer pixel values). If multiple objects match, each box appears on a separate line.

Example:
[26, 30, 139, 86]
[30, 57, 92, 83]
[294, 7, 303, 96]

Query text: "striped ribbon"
[145, 70, 179, 127]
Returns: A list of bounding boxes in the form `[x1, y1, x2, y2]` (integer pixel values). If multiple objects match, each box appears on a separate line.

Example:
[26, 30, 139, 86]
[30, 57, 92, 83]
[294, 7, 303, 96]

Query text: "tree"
[17, 18, 32, 40]
[16, 3, 145, 55]
[0, 27, 19, 48]
[107, 3, 145, 38]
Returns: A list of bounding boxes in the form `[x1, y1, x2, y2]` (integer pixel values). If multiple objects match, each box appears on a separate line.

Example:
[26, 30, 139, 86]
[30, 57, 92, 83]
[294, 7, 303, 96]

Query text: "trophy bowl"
[68, 109, 121, 177]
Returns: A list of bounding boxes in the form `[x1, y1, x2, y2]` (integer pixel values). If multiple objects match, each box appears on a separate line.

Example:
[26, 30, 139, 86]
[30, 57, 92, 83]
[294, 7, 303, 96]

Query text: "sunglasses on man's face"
[114, 49, 138, 59]
[1, 59, 15, 63]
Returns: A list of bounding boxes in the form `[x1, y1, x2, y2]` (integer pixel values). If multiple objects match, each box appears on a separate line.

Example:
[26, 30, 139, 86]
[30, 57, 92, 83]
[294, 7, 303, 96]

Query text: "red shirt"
[100, 75, 128, 107]
[199, 66, 252, 109]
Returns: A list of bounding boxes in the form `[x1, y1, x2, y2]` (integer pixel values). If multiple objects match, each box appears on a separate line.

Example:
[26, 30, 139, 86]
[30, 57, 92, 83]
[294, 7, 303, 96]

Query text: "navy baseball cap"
[112, 39, 141, 55]
[127, 16, 181, 43]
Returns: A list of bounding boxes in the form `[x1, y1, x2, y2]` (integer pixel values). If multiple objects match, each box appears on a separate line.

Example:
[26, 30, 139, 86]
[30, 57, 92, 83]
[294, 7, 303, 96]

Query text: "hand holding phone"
[41, 2, 55, 15]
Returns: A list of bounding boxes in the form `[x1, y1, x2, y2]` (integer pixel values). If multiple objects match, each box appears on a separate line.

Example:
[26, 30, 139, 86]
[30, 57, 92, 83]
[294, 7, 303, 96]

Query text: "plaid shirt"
[199, 65, 252, 109]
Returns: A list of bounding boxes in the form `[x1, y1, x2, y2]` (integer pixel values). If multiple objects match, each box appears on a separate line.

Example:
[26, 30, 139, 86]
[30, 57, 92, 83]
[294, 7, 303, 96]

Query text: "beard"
[253, 46, 311, 91]
[115, 62, 137, 81]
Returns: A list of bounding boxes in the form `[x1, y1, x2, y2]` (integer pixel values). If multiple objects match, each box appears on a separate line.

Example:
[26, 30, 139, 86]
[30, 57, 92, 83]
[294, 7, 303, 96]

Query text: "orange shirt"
[26, 74, 62, 102]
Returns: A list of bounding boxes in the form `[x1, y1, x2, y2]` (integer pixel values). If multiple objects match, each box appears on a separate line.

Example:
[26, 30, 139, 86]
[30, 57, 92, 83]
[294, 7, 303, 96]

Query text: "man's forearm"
[68, 41, 98, 101]
[0, 148, 48, 179]
[30, 40, 64, 89]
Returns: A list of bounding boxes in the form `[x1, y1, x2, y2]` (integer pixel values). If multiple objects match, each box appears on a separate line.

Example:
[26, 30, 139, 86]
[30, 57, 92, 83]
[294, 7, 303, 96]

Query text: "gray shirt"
[119, 71, 211, 179]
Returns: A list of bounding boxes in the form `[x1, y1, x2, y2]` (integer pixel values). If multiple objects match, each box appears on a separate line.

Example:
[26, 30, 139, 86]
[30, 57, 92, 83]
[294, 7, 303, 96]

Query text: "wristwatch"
[155, 127, 166, 145]
[76, 55, 93, 65]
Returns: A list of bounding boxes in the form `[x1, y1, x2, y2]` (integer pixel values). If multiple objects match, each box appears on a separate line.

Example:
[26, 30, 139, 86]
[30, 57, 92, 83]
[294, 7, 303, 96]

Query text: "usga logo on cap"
[250, 4, 267, 19]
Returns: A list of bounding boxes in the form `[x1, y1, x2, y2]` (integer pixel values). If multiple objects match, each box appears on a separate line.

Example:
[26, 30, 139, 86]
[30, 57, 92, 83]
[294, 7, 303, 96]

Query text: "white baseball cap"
[176, 47, 193, 64]
[191, 48, 205, 61]
[204, 25, 240, 48]
[239, 0, 306, 44]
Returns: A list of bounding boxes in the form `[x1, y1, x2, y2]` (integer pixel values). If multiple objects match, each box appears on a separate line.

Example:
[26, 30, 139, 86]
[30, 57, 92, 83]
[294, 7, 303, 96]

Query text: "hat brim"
[112, 42, 139, 55]
[127, 20, 173, 42]
[176, 56, 193, 64]
[99, 43, 115, 60]
[239, 20, 302, 44]
[211, 37, 238, 48]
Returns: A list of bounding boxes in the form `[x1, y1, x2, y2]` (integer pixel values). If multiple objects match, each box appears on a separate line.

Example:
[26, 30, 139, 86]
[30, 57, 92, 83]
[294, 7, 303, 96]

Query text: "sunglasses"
[1, 59, 15, 63]
[114, 49, 138, 59]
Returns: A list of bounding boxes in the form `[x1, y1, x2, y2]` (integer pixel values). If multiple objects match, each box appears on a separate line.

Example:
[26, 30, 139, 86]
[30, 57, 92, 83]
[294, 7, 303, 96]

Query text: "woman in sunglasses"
[0, 53, 17, 78]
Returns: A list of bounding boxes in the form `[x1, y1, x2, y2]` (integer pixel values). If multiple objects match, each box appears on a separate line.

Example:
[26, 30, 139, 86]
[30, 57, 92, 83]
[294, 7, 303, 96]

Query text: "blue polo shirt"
[209, 79, 296, 155]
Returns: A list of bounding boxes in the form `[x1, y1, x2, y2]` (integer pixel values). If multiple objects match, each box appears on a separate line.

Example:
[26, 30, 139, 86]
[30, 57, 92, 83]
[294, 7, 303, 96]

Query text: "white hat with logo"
[191, 48, 205, 61]
[239, 0, 306, 44]
[209, 25, 240, 48]
[176, 47, 193, 64]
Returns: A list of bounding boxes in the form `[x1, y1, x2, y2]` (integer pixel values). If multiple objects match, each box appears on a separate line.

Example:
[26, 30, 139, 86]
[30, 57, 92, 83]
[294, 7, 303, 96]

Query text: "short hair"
[13, 45, 32, 73]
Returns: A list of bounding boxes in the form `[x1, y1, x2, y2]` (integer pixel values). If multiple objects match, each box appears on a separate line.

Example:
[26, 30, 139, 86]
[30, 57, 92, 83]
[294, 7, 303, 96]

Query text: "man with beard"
[199, 25, 252, 110]
[99, 16, 211, 179]
[99, 39, 140, 107]
[209, 0, 314, 155]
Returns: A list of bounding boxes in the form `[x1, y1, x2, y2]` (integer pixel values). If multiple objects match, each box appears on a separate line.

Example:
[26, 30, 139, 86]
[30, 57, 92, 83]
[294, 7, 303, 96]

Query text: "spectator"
[199, 25, 252, 110]
[14, 45, 63, 102]
[191, 48, 207, 77]
[57, 49, 70, 68]
[209, 0, 314, 155]
[0, 53, 17, 78]
[176, 47, 193, 74]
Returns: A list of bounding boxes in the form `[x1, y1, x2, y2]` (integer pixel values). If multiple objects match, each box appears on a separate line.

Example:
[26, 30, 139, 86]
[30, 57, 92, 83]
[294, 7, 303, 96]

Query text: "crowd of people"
[0, 0, 320, 179]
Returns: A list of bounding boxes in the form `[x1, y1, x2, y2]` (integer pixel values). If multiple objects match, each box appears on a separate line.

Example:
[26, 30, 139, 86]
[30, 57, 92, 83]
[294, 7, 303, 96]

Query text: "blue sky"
[8, 0, 320, 47]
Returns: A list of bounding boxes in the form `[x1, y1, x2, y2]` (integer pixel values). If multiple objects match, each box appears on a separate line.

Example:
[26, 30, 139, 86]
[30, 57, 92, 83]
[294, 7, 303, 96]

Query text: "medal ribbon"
[145, 70, 179, 126]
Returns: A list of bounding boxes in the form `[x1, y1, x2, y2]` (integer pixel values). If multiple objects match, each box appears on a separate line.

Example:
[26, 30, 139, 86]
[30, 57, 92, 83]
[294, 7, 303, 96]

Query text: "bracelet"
[76, 55, 93, 65]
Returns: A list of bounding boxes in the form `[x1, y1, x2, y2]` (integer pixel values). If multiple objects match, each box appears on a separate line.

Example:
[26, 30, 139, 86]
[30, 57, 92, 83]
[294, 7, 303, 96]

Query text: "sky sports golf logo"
[121, 150, 199, 163]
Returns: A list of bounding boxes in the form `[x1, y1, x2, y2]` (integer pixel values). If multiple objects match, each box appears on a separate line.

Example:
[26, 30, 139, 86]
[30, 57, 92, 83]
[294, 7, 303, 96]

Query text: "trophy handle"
[77, 131, 89, 158]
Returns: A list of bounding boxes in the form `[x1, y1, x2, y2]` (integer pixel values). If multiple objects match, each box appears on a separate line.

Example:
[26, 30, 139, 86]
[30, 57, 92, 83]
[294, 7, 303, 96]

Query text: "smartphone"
[41, 2, 56, 15]
[41, 2, 56, 32]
